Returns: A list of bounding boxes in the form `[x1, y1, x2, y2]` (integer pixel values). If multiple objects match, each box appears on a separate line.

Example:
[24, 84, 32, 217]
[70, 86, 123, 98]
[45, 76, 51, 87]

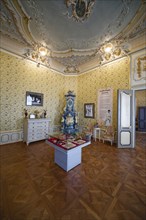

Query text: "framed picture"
[84, 103, 95, 118]
[26, 91, 43, 106]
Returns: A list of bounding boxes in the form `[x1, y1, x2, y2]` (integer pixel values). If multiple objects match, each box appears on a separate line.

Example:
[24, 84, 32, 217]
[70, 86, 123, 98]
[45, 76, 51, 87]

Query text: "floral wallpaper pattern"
[77, 58, 130, 129]
[0, 51, 130, 132]
[0, 51, 78, 131]
[135, 90, 146, 118]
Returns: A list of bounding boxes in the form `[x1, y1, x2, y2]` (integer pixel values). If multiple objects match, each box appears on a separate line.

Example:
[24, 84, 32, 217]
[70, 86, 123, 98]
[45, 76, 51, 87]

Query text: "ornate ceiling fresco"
[0, 0, 146, 75]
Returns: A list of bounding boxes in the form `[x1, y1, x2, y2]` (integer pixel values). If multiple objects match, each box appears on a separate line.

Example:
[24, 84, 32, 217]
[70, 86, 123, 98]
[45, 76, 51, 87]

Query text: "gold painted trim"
[116, 2, 146, 39]
[3, 0, 36, 45]
[3, 0, 28, 45]
[137, 56, 146, 78]
[12, 0, 36, 43]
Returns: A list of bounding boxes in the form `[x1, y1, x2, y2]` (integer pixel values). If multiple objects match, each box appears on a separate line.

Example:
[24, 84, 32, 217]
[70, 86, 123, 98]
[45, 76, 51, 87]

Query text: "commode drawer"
[23, 118, 50, 145]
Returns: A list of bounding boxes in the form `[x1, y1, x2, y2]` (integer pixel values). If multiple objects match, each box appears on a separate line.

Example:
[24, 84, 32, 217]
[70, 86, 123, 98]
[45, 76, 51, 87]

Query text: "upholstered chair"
[101, 126, 115, 146]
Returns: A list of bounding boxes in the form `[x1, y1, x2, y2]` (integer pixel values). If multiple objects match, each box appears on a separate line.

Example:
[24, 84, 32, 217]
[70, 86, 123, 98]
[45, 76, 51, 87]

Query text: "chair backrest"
[102, 126, 115, 145]
[98, 119, 105, 128]
[105, 126, 114, 136]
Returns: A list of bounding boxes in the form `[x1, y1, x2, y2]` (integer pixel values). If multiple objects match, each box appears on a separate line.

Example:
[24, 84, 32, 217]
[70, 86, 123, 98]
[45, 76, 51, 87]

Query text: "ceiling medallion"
[65, 0, 95, 22]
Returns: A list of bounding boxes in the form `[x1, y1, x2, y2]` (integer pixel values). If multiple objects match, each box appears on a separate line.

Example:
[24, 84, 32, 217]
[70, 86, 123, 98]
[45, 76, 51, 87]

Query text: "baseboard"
[0, 130, 23, 145]
[0, 124, 61, 145]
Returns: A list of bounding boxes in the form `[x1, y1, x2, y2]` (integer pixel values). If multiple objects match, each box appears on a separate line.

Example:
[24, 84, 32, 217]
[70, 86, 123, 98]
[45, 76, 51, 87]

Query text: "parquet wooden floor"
[0, 132, 146, 220]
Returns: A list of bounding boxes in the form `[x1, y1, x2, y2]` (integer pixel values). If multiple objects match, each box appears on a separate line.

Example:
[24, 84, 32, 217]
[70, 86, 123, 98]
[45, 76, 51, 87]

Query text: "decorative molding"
[15, 0, 142, 51]
[1, 0, 32, 45]
[21, 0, 51, 45]
[11, 0, 35, 44]
[64, 66, 79, 74]
[130, 48, 146, 89]
[0, 130, 23, 145]
[137, 56, 146, 78]
[115, 3, 146, 41]
[1, 0, 145, 75]
[64, 0, 95, 22]
[23, 45, 51, 67]
[53, 54, 95, 67]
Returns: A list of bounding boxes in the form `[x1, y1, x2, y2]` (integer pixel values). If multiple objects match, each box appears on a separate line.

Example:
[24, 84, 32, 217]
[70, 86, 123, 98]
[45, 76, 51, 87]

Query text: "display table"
[46, 134, 91, 172]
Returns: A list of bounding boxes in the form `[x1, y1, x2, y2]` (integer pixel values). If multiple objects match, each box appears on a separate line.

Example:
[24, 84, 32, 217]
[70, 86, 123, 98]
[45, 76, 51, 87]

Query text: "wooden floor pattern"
[0, 132, 146, 220]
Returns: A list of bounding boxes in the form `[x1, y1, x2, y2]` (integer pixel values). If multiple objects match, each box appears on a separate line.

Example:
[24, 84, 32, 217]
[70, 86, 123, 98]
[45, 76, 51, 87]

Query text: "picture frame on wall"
[84, 103, 95, 118]
[26, 91, 43, 106]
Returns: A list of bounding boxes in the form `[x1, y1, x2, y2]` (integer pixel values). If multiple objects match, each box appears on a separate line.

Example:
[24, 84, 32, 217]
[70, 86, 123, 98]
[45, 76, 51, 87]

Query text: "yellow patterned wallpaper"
[135, 90, 146, 118]
[77, 58, 130, 129]
[0, 51, 78, 131]
[0, 51, 130, 132]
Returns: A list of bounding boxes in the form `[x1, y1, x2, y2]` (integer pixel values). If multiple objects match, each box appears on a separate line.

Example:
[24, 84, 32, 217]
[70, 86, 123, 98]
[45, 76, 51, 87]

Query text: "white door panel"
[118, 90, 135, 148]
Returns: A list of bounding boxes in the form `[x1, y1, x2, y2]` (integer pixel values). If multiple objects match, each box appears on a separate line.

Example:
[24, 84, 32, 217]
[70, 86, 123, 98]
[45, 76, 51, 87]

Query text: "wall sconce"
[99, 41, 130, 64]
[24, 45, 50, 67]
[38, 46, 48, 56]
[104, 43, 113, 53]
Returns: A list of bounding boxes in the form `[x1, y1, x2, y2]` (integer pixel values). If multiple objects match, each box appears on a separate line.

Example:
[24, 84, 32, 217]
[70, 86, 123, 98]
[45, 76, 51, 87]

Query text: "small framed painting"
[26, 91, 43, 106]
[84, 103, 95, 118]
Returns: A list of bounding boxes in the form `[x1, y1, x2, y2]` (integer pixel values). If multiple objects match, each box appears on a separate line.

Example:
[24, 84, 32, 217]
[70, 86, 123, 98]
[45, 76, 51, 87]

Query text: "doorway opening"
[135, 89, 146, 147]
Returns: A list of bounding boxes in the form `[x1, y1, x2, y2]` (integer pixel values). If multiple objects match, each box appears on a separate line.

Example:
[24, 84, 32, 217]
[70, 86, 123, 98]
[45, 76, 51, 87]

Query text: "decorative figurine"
[34, 110, 39, 118]
[24, 109, 28, 118]
[44, 110, 47, 118]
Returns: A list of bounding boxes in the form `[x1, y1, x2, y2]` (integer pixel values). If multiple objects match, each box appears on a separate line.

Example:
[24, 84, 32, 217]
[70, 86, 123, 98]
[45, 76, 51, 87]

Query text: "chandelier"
[24, 45, 50, 67]
[64, 0, 95, 22]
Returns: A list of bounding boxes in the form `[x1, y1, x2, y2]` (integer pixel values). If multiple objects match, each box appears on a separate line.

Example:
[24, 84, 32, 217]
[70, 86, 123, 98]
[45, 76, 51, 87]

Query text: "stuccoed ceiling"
[0, 0, 146, 75]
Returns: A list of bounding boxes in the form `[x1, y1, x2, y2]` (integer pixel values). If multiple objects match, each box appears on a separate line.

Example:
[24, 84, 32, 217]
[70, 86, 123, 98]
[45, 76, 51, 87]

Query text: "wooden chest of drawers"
[23, 118, 51, 145]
